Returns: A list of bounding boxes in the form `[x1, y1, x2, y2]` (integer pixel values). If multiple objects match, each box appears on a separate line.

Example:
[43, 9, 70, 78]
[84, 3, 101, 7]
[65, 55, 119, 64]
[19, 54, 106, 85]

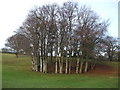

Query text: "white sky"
[0, 0, 118, 49]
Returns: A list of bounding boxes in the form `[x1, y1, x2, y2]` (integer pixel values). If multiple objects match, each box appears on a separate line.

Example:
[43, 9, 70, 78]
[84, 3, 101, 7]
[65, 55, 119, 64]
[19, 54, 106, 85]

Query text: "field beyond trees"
[2, 53, 119, 88]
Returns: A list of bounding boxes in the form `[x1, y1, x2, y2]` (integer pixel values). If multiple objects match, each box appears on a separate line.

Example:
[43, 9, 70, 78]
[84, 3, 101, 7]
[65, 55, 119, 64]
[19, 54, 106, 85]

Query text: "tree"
[5, 34, 30, 57]
[74, 5, 109, 73]
[103, 36, 118, 61]
[10, 1, 113, 74]
[58, 1, 78, 74]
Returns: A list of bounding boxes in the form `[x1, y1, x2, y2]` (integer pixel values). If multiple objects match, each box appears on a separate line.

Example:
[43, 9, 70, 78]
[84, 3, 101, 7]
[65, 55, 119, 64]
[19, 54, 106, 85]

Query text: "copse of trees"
[5, 1, 119, 73]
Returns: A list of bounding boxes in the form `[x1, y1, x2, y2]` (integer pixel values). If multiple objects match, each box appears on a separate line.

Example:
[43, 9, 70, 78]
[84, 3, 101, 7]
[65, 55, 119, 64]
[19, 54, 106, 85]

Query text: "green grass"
[2, 53, 119, 88]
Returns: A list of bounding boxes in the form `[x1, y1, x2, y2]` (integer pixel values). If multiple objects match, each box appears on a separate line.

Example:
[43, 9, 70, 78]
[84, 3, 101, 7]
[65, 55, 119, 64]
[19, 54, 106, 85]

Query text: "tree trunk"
[36, 54, 40, 71]
[31, 56, 35, 71]
[84, 61, 88, 72]
[59, 57, 63, 74]
[79, 60, 83, 74]
[35, 59, 38, 71]
[44, 60, 47, 73]
[51, 47, 53, 62]
[69, 60, 71, 74]
[65, 58, 68, 74]
[40, 58, 43, 72]
[76, 58, 79, 74]
[55, 57, 58, 73]
[55, 42, 58, 73]
[59, 58, 61, 73]
[43, 60, 46, 73]
[15, 53, 19, 58]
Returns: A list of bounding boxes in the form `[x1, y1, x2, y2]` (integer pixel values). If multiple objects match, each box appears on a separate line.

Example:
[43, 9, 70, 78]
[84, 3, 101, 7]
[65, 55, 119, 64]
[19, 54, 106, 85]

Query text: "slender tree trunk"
[65, 58, 68, 74]
[40, 58, 43, 72]
[31, 56, 35, 71]
[59, 57, 63, 74]
[15, 53, 19, 58]
[35, 58, 38, 71]
[55, 56, 58, 73]
[79, 60, 83, 74]
[51, 47, 53, 62]
[84, 61, 88, 72]
[40, 42, 43, 72]
[55, 40, 58, 73]
[43, 60, 46, 73]
[15, 49, 19, 58]
[69, 60, 71, 74]
[43, 38, 47, 73]
[36, 53, 40, 71]
[76, 58, 79, 74]
[44, 60, 47, 73]
[59, 57, 60, 73]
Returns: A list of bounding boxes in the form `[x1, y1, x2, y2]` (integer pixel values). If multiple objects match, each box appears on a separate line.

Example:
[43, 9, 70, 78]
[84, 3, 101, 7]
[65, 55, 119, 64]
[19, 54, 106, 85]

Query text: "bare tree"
[11, 1, 112, 74]
[74, 5, 109, 72]
[102, 36, 118, 61]
[5, 34, 30, 58]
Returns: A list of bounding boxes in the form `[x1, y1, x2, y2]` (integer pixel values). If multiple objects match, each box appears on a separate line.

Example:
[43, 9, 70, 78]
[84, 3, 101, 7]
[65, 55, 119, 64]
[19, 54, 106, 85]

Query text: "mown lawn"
[2, 53, 119, 88]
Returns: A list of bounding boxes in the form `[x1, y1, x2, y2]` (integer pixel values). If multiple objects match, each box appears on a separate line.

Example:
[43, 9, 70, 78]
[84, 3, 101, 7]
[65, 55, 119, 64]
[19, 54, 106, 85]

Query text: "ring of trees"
[5, 1, 119, 74]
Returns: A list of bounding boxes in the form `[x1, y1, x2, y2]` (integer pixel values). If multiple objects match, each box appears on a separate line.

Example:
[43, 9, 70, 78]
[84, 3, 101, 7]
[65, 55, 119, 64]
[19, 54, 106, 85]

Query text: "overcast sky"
[0, 0, 118, 49]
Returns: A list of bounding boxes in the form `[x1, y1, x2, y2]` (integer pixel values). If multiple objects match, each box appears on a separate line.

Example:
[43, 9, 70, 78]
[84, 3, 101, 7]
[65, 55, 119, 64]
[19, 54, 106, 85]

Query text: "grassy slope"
[2, 53, 118, 88]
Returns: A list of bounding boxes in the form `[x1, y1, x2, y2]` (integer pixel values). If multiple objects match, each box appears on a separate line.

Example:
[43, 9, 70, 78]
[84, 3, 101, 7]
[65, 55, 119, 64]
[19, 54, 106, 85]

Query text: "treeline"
[5, 1, 119, 73]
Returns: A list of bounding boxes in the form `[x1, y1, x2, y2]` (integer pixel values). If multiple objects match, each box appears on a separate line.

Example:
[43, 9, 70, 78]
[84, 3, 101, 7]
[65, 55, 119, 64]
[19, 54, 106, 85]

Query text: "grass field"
[2, 53, 119, 88]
